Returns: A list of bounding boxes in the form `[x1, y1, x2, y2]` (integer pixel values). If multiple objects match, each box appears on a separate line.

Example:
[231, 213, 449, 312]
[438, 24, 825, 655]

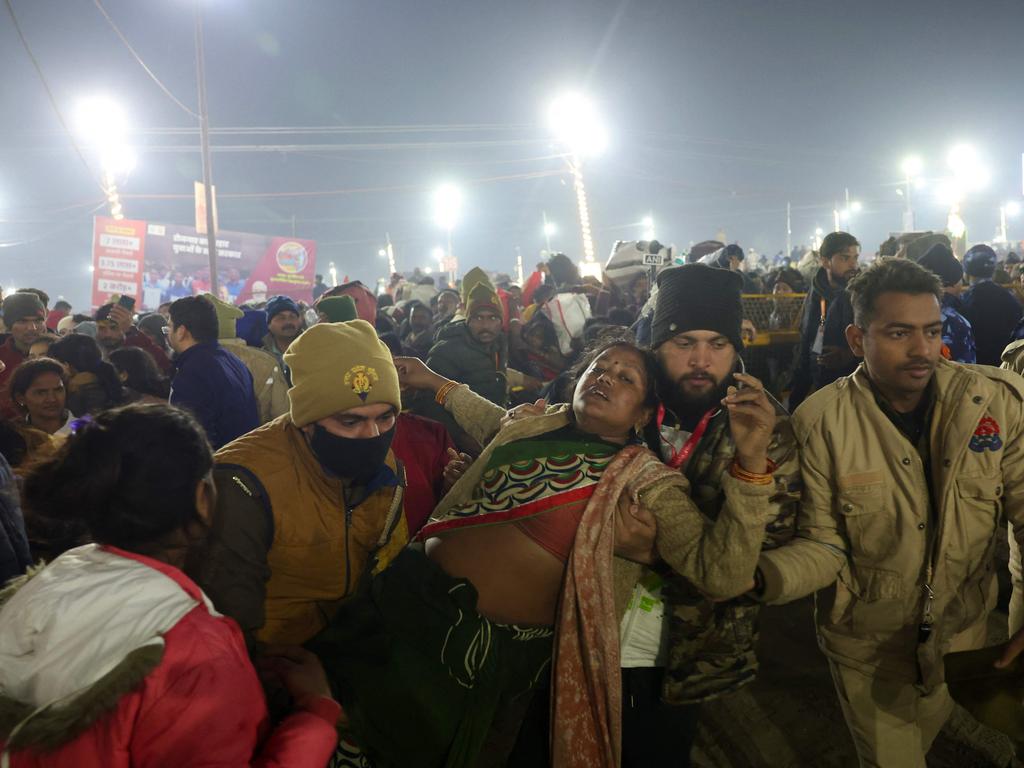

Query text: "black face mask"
[309, 424, 395, 484]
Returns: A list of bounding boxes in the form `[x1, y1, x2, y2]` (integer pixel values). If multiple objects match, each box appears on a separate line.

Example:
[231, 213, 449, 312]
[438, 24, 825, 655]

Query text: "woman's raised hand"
[393, 356, 448, 393]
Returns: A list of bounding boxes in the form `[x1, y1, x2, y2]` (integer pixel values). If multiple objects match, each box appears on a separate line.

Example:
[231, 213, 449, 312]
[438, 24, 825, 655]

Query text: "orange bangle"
[435, 381, 461, 405]
[729, 458, 776, 485]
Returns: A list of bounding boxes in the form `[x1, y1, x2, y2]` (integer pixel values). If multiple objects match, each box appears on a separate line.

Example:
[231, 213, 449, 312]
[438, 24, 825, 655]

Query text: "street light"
[76, 96, 135, 220]
[542, 211, 556, 252]
[641, 214, 655, 241]
[547, 92, 606, 266]
[433, 184, 463, 286]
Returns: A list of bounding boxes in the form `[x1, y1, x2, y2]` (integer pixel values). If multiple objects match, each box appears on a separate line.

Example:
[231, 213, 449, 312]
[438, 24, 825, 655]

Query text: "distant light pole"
[1000, 201, 1021, 244]
[900, 156, 923, 230]
[542, 211, 556, 253]
[433, 184, 463, 286]
[194, 1, 219, 296]
[76, 96, 135, 220]
[547, 92, 607, 271]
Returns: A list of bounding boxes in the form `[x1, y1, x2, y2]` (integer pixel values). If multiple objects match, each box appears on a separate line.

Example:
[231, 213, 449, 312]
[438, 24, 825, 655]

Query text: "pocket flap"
[850, 564, 902, 601]
[957, 475, 1002, 500]
[837, 486, 884, 516]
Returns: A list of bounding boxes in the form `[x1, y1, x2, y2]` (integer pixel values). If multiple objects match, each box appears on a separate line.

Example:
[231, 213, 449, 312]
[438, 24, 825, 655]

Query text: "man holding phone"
[94, 297, 173, 375]
[619, 263, 801, 766]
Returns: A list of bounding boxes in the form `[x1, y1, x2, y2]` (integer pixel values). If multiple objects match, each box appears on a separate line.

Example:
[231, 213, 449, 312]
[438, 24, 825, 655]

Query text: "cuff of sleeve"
[756, 552, 786, 603]
[721, 471, 775, 497]
[298, 695, 343, 725]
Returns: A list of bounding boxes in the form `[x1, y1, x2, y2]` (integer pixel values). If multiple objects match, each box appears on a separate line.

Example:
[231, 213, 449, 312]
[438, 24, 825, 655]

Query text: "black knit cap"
[653, 263, 744, 349]
[917, 242, 963, 287]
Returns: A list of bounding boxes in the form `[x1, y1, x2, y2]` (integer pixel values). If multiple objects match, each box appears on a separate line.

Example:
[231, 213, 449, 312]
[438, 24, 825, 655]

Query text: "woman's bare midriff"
[425, 523, 566, 626]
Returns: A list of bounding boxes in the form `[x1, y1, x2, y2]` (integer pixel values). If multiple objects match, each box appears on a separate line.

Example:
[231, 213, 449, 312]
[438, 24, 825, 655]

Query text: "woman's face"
[19, 372, 66, 427]
[28, 341, 53, 359]
[572, 345, 652, 441]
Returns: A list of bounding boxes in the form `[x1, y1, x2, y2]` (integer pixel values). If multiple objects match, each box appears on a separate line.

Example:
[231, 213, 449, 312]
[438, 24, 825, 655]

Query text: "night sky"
[3, 0, 1023, 308]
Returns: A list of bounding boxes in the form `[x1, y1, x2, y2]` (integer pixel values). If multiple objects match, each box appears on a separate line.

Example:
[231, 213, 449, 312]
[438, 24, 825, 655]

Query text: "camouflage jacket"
[659, 400, 800, 704]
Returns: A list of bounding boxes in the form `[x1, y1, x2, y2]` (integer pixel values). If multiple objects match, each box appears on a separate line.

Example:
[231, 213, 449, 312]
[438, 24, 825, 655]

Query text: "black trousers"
[621, 667, 701, 768]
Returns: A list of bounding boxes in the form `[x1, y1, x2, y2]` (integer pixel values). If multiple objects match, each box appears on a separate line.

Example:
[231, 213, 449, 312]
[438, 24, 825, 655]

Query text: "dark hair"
[377, 331, 403, 357]
[522, 312, 560, 351]
[547, 253, 580, 288]
[377, 294, 395, 309]
[29, 333, 59, 352]
[49, 334, 126, 407]
[109, 347, 171, 399]
[847, 258, 942, 327]
[23, 404, 213, 550]
[9, 358, 66, 410]
[820, 232, 860, 261]
[607, 307, 636, 327]
[568, 336, 661, 452]
[533, 284, 556, 305]
[315, 273, 323, 281]
[169, 295, 218, 344]
[16, 287, 49, 307]
[71, 313, 91, 324]
[54, 300, 72, 312]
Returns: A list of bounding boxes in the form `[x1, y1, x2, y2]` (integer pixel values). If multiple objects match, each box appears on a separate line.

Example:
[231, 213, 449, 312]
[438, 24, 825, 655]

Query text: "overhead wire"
[92, 0, 200, 119]
[2, 0, 106, 196]
[122, 168, 567, 201]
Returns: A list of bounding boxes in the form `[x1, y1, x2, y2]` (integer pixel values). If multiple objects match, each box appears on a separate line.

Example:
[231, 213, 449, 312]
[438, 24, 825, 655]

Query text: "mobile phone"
[118, 294, 136, 312]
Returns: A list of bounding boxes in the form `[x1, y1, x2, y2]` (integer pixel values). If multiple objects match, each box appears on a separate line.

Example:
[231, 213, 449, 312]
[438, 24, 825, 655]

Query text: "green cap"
[316, 295, 358, 323]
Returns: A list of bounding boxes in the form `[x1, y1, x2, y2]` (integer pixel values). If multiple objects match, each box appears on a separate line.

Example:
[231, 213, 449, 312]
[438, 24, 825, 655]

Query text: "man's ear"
[846, 324, 865, 358]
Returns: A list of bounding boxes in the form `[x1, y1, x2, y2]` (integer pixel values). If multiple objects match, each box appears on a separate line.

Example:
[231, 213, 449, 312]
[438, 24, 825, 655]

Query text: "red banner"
[91, 216, 147, 309]
[90, 216, 316, 310]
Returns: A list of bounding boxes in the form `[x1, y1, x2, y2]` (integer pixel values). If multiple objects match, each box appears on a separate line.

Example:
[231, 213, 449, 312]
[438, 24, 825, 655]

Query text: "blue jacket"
[170, 342, 259, 449]
[940, 293, 976, 364]
[0, 453, 31, 585]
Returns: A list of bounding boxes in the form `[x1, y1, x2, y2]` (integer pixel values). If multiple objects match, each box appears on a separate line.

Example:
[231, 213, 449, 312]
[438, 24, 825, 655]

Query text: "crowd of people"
[1, 231, 1024, 767]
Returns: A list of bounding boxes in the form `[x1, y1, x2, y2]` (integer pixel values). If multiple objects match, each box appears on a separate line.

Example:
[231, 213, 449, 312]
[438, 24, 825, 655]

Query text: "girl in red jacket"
[0, 404, 341, 768]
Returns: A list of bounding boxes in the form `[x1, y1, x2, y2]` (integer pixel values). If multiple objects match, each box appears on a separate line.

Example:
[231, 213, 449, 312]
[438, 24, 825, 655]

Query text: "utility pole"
[785, 202, 792, 258]
[194, 2, 218, 296]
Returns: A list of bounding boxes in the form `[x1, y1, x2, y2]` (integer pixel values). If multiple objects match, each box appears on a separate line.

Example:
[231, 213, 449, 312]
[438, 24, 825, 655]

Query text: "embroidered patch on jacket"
[969, 415, 1002, 453]
[344, 365, 378, 401]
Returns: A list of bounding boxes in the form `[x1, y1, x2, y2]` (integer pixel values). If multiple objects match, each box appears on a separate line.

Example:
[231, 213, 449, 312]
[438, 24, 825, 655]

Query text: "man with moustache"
[618, 263, 801, 766]
[755, 259, 1024, 767]
[262, 295, 304, 385]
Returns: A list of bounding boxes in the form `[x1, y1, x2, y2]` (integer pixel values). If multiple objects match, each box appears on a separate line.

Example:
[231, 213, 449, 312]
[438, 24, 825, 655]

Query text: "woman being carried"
[312, 340, 777, 768]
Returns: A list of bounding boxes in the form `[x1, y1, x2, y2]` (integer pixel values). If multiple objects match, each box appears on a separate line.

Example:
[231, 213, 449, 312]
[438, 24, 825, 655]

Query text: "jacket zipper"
[341, 484, 352, 595]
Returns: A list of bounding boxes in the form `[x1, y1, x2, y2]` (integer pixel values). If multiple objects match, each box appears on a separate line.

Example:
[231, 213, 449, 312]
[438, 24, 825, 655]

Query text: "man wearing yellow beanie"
[206, 294, 289, 424]
[190, 320, 410, 648]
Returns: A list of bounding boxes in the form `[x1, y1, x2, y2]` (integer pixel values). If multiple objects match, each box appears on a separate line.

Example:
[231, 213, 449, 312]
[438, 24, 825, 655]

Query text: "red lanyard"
[662, 407, 718, 470]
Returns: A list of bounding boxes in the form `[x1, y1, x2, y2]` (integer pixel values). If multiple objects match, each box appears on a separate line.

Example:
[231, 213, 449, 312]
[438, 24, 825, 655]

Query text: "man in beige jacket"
[756, 258, 1024, 767]
[207, 294, 289, 424]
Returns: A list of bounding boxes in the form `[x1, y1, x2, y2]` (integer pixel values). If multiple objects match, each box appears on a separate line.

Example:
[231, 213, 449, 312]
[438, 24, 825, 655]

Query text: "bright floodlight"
[935, 178, 963, 207]
[901, 156, 923, 178]
[947, 143, 990, 191]
[1007, 201, 1022, 217]
[432, 246, 446, 262]
[641, 215, 654, 229]
[850, 201, 863, 213]
[76, 96, 129, 145]
[101, 145, 136, 176]
[543, 221, 557, 237]
[547, 92, 608, 157]
[433, 184, 463, 231]
[424, 266, 433, 275]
